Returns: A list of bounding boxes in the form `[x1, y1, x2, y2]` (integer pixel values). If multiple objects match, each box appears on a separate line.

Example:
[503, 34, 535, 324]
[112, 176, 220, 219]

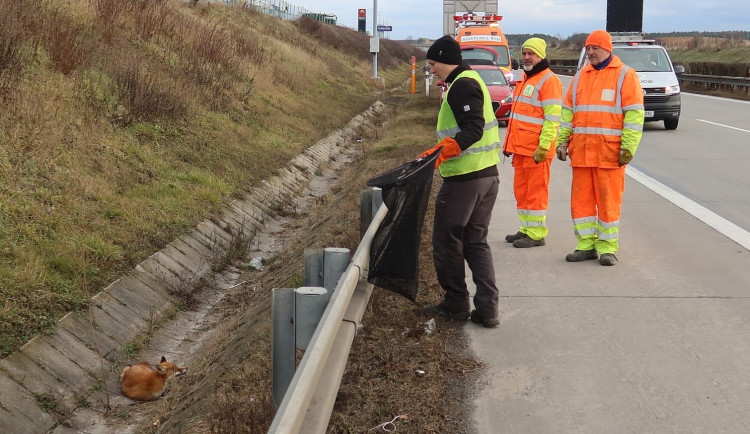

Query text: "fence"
[203, 0, 335, 23]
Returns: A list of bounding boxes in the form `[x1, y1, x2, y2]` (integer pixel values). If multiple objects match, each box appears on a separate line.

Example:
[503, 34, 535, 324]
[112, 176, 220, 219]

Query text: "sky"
[296, 1, 750, 41]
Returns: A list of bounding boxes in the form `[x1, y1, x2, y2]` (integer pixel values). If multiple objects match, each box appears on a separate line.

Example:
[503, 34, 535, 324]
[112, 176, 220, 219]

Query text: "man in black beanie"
[419, 35, 502, 328]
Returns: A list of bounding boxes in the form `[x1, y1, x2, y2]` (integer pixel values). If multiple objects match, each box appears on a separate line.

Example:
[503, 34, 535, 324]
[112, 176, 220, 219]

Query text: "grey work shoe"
[422, 305, 470, 321]
[470, 310, 499, 328]
[512, 235, 546, 248]
[505, 231, 525, 243]
[565, 249, 599, 262]
[599, 253, 618, 266]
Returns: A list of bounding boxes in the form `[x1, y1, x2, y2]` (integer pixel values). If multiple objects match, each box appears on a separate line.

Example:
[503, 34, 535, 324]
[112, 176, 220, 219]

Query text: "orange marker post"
[410, 56, 416, 94]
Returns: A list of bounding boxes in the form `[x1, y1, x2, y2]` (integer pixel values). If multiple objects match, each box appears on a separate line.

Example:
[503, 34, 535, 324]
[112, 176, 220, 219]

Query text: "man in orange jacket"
[502, 37, 562, 248]
[556, 30, 645, 266]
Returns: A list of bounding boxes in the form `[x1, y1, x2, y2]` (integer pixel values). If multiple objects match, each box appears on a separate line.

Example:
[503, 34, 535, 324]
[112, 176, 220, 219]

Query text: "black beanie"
[426, 35, 462, 65]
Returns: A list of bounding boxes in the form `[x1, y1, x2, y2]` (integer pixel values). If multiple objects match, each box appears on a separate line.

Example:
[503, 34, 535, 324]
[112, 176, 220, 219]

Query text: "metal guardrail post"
[294, 287, 329, 351]
[304, 248, 324, 287]
[268, 199, 388, 433]
[323, 248, 350, 292]
[271, 288, 296, 409]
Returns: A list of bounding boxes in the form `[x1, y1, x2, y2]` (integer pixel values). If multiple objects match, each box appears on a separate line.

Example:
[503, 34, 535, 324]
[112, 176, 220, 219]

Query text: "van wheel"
[664, 118, 679, 130]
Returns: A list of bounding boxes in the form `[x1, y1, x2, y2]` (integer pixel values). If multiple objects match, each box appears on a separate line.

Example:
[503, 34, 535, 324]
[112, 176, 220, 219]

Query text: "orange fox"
[119, 356, 188, 401]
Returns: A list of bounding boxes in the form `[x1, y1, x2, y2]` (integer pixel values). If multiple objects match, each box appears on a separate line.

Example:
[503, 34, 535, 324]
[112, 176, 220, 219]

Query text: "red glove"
[417, 137, 462, 168]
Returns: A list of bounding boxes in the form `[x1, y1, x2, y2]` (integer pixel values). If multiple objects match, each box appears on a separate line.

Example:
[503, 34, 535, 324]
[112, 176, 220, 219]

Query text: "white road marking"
[627, 165, 750, 251]
[685, 92, 750, 105]
[696, 119, 750, 133]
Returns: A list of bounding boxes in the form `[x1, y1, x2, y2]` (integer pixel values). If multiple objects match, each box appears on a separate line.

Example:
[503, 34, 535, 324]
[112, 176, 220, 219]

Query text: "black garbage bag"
[366, 148, 441, 302]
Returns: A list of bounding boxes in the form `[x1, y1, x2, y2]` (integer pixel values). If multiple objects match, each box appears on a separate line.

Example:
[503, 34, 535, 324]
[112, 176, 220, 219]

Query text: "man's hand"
[533, 147, 548, 164]
[619, 149, 633, 167]
[556, 145, 568, 161]
[418, 137, 462, 168]
[502, 149, 512, 157]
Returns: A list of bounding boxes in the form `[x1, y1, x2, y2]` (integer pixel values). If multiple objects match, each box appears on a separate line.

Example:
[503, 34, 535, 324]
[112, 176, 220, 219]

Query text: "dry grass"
[0, 0, 424, 357]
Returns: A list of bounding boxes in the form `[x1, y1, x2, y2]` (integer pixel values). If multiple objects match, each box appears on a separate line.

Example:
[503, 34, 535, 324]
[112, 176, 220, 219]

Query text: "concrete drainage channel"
[0, 101, 388, 433]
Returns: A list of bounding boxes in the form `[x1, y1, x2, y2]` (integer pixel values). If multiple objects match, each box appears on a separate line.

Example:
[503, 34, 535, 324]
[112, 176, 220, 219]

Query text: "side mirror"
[511, 59, 520, 69]
[674, 65, 685, 74]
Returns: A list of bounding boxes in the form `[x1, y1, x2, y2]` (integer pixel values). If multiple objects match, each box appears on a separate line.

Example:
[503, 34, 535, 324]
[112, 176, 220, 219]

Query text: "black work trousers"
[432, 175, 500, 319]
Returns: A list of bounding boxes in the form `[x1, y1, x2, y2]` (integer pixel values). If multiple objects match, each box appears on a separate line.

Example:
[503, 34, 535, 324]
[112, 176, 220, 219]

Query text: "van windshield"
[613, 47, 672, 72]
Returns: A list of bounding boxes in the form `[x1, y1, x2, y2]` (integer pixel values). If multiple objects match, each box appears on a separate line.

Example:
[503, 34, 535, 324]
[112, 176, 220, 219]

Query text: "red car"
[470, 64, 514, 126]
[436, 65, 514, 126]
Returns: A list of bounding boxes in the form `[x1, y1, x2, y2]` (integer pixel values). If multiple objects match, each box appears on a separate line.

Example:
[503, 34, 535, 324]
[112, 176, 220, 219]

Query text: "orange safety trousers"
[570, 166, 625, 254]
[512, 154, 551, 240]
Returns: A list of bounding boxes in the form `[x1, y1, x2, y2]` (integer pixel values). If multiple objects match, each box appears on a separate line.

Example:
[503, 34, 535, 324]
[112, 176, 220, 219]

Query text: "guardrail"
[268, 198, 388, 433]
[678, 74, 750, 92]
[549, 65, 750, 93]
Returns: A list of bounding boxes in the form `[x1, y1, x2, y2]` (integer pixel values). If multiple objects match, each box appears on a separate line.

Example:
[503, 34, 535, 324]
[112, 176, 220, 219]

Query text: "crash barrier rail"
[549, 65, 750, 94]
[676, 74, 750, 94]
[268, 189, 387, 433]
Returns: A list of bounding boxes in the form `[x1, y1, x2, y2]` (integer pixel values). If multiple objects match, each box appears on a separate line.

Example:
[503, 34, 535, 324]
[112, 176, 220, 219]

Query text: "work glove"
[556, 144, 568, 162]
[618, 149, 633, 167]
[417, 137, 462, 168]
[533, 147, 548, 164]
[502, 149, 512, 157]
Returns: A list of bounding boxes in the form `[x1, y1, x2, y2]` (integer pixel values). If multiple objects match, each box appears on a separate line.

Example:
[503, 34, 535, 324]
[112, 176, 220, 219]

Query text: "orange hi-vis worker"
[502, 37, 562, 248]
[556, 30, 644, 266]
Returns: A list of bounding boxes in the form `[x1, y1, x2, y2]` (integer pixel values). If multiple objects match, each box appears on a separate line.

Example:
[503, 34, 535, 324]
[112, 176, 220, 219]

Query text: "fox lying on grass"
[119, 356, 188, 401]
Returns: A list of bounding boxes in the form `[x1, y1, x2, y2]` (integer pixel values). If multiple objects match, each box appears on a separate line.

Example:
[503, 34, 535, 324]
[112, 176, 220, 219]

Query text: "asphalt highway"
[467, 89, 750, 433]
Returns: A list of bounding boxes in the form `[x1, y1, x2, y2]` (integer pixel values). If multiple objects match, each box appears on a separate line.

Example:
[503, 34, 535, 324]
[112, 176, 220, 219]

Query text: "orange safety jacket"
[557, 55, 644, 168]
[503, 68, 562, 157]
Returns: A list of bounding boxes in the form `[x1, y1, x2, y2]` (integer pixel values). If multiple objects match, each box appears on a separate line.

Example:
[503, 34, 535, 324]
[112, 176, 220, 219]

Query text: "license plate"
[645, 110, 654, 118]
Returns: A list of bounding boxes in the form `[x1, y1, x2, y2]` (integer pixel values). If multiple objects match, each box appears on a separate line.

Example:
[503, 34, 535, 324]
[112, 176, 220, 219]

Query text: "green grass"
[0, 1, 423, 358]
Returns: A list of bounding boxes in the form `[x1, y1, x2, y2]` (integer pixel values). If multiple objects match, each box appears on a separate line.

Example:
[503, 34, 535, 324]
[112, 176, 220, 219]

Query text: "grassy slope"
[0, 0, 423, 357]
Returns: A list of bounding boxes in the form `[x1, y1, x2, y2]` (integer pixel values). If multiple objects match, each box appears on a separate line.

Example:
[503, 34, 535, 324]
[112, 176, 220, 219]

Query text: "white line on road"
[627, 165, 750, 252]
[685, 92, 750, 105]
[695, 119, 750, 133]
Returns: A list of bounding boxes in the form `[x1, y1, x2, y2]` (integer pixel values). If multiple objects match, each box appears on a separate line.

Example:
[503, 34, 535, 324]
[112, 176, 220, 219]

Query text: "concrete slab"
[0, 371, 57, 434]
[137, 255, 186, 293]
[39, 327, 105, 376]
[90, 291, 147, 336]
[126, 269, 173, 302]
[196, 220, 232, 248]
[20, 336, 95, 395]
[178, 232, 218, 260]
[161, 243, 211, 279]
[189, 225, 228, 257]
[57, 313, 122, 361]
[106, 279, 173, 324]
[0, 351, 77, 413]
[229, 202, 262, 227]
[171, 237, 213, 265]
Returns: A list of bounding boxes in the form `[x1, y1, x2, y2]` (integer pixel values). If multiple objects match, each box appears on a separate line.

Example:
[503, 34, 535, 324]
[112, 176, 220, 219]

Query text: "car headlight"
[664, 85, 680, 96]
[501, 95, 513, 104]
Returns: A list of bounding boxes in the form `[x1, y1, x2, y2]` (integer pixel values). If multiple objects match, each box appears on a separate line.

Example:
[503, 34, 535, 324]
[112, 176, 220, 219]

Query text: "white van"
[578, 35, 685, 130]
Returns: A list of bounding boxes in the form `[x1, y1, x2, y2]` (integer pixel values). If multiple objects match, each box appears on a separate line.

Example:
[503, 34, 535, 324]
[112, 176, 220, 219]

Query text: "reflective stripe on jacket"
[503, 68, 562, 156]
[557, 55, 645, 168]
[437, 69, 501, 177]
